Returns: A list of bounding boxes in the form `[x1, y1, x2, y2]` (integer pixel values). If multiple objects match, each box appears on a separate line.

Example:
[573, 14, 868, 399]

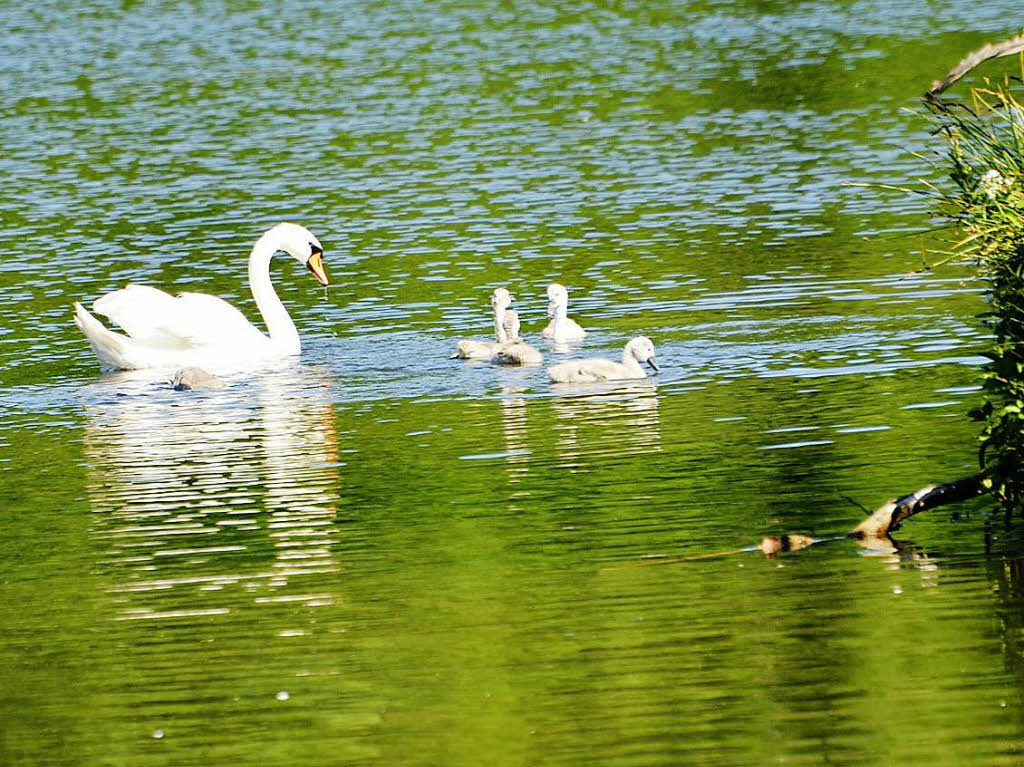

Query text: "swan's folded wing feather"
[93, 284, 266, 349]
[93, 285, 190, 348]
[548, 357, 623, 383]
[582, 359, 620, 379]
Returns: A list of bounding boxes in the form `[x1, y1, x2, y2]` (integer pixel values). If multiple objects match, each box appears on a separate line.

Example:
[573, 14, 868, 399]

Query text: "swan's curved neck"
[621, 348, 644, 374]
[493, 305, 509, 343]
[551, 302, 568, 321]
[249, 232, 300, 354]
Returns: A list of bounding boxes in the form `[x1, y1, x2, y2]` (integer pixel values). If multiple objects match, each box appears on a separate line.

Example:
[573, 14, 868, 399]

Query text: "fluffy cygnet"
[492, 310, 543, 366]
[547, 336, 659, 383]
[452, 288, 515, 359]
[541, 283, 586, 342]
[171, 367, 225, 391]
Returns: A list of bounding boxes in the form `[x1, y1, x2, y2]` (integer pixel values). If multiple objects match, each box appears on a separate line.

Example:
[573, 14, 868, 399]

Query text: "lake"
[2, 1, 1024, 765]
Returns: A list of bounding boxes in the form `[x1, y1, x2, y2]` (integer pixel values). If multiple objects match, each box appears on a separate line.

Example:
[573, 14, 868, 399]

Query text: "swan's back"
[547, 357, 633, 383]
[493, 340, 543, 366]
[542, 317, 586, 342]
[94, 284, 267, 349]
[452, 339, 502, 359]
[76, 284, 276, 371]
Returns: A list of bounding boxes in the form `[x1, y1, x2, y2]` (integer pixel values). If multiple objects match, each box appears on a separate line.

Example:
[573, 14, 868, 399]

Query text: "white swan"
[492, 310, 543, 366]
[74, 222, 328, 371]
[452, 288, 515, 359]
[542, 283, 586, 342]
[548, 336, 659, 383]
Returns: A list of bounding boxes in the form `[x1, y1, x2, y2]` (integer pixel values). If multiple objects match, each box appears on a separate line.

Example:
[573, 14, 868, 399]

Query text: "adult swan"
[73, 222, 328, 371]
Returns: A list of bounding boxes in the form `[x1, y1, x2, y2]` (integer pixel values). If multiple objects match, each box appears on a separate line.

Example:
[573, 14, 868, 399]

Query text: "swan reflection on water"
[549, 378, 662, 471]
[486, 375, 661, 501]
[81, 364, 343, 623]
[499, 384, 531, 490]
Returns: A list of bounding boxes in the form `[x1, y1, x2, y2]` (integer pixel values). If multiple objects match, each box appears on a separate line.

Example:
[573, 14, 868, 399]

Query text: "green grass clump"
[927, 70, 1024, 506]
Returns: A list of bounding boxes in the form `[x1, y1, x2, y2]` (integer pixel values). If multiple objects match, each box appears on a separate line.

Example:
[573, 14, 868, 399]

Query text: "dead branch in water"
[757, 473, 986, 558]
[925, 33, 1024, 101]
[604, 474, 986, 568]
[851, 473, 986, 538]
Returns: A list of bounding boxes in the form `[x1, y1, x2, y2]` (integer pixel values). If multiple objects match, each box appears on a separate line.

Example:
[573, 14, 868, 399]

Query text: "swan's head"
[627, 336, 659, 373]
[270, 222, 328, 286]
[546, 282, 568, 317]
[491, 287, 513, 311]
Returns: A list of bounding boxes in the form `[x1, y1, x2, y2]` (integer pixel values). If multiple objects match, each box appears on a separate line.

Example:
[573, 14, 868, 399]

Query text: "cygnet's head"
[267, 222, 328, 286]
[492, 287, 513, 311]
[546, 282, 569, 317]
[626, 336, 659, 373]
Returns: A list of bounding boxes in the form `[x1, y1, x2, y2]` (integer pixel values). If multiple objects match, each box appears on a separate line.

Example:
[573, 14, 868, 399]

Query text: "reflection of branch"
[925, 34, 1024, 101]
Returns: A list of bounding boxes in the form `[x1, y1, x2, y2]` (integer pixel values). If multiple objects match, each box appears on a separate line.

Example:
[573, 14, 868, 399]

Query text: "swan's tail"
[73, 302, 134, 370]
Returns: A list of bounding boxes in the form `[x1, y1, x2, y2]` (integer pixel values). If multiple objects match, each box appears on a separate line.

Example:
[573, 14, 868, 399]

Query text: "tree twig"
[925, 34, 1024, 102]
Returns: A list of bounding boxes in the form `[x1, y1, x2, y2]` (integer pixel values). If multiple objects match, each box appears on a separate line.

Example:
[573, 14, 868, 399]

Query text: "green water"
[3, 1, 1024, 765]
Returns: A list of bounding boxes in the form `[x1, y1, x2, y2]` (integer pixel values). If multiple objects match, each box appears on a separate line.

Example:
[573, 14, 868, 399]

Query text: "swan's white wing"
[174, 292, 269, 346]
[93, 284, 267, 350]
[93, 285, 190, 348]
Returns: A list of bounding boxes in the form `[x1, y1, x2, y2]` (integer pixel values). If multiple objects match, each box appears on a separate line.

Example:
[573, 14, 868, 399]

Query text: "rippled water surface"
[4, 1, 1024, 765]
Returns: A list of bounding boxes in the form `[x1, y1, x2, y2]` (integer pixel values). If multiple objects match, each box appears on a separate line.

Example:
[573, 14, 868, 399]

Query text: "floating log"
[754, 474, 986, 557]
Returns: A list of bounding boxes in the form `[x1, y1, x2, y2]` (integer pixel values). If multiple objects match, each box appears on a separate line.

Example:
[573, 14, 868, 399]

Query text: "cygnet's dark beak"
[306, 246, 328, 286]
[646, 356, 660, 373]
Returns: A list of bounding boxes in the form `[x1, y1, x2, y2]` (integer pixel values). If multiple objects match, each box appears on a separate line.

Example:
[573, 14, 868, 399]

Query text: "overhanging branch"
[925, 34, 1024, 101]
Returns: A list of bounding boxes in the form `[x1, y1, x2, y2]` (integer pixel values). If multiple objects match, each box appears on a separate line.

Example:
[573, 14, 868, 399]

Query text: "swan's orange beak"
[306, 252, 328, 286]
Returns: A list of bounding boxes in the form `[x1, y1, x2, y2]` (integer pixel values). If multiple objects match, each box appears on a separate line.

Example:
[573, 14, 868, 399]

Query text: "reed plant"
[925, 62, 1024, 507]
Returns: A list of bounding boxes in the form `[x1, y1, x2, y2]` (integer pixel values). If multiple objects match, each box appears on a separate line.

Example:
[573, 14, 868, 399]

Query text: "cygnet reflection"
[550, 379, 662, 470]
[498, 384, 531, 488]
